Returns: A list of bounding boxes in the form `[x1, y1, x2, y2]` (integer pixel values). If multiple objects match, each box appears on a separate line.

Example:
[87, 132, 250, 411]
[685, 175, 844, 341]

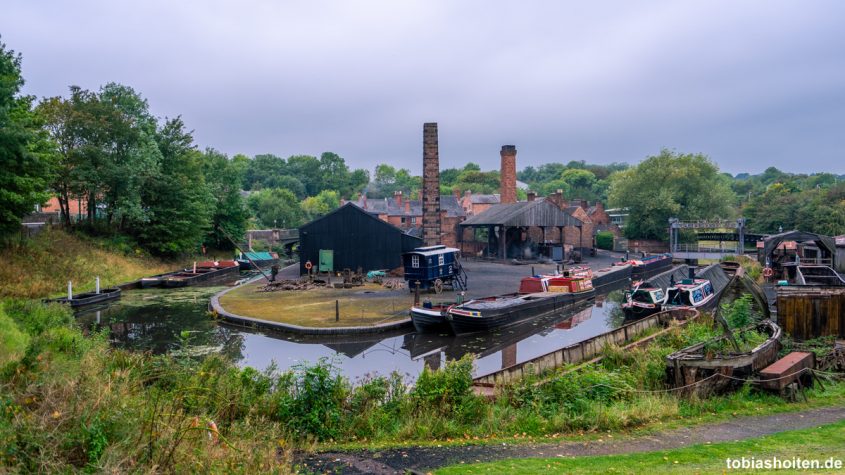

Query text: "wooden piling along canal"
[472, 308, 699, 386]
[777, 286, 845, 340]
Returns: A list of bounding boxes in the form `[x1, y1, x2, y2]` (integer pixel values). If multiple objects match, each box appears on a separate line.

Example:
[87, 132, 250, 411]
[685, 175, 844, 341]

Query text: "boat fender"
[763, 267, 774, 278]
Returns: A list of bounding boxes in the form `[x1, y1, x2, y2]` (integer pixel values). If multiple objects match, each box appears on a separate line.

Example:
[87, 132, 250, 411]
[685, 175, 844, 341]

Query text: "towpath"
[296, 405, 845, 474]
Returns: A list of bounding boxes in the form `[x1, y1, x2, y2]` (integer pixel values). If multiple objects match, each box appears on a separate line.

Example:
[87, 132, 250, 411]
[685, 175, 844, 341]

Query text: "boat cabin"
[628, 286, 665, 305]
[519, 274, 593, 294]
[403, 245, 460, 284]
[665, 278, 714, 307]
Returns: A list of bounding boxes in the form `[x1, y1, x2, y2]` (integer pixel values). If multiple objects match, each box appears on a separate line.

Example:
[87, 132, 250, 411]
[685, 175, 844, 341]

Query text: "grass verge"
[435, 420, 845, 474]
[0, 229, 174, 298]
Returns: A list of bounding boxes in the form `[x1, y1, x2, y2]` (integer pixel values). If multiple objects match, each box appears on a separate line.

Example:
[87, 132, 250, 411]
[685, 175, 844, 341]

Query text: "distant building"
[606, 208, 629, 228]
[344, 191, 467, 248]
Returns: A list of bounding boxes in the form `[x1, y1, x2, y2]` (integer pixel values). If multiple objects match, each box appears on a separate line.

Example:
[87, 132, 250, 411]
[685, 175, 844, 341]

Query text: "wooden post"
[335, 300, 339, 321]
[531, 266, 535, 276]
[414, 281, 421, 306]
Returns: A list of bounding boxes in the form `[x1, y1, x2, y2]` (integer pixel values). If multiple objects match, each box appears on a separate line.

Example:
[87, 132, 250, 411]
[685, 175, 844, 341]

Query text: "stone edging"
[208, 269, 412, 335]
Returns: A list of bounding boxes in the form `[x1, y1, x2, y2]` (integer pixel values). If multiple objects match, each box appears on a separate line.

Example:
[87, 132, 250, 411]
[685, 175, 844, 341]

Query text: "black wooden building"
[298, 202, 423, 275]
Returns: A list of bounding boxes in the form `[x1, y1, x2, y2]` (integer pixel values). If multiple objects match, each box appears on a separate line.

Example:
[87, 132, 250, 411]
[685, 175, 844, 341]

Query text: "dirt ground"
[297, 405, 845, 474]
[218, 251, 625, 327]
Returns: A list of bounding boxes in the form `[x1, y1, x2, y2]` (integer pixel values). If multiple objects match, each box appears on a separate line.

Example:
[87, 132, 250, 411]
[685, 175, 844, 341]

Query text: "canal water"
[75, 286, 627, 383]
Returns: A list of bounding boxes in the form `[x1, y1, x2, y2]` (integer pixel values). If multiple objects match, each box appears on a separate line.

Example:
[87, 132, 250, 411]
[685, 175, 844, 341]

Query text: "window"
[401, 217, 406, 224]
[438, 255, 445, 266]
[411, 216, 417, 225]
[411, 255, 419, 268]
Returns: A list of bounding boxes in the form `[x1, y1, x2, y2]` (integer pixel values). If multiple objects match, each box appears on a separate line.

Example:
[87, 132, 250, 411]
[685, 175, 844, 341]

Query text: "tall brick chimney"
[422, 123, 441, 246]
[394, 190, 403, 207]
[500, 145, 517, 204]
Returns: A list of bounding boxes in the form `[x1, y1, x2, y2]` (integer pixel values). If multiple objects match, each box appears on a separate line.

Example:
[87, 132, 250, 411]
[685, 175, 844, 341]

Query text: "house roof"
[459, 200, 583, 228]
[467, 194, 500, 204]
[349, 195, 466, 218]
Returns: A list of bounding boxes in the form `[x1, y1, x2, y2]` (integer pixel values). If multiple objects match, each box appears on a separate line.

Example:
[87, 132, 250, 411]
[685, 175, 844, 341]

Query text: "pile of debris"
[381, 280, 405, 290]
[257, 279, 327, 292]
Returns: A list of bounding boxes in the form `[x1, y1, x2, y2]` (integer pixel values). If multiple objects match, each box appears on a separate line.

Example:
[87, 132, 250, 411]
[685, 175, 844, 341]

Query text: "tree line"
[2, 38, 842, 252]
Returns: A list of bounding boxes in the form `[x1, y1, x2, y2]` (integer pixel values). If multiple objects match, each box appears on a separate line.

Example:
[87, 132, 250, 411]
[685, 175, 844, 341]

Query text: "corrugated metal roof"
[469, 194, 500, 204]
[459, 200, 584, 227]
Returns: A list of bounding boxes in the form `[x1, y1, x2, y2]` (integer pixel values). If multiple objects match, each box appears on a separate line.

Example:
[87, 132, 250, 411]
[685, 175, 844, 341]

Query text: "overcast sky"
[3, 1, 844, 175]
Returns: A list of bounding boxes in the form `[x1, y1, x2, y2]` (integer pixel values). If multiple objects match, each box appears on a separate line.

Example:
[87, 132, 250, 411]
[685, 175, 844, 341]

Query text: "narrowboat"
[446, 274, 594, 334]
[622, 282, 665, 317]
[410, 301, 454, 333]
[662, 278, 717, 310]
[628, 253, 673, 280]
[45, 287, 122, 308]
[236, 251, 279, 270]
[161, 260, 241, 288]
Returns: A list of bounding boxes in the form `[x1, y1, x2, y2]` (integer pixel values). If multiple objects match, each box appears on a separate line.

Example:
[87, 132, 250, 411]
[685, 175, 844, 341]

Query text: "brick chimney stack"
[500, 145, 517, 204]
[422, 123, 441, 246]
[394, 190, 403, 207]
[527, 191, 536, 202]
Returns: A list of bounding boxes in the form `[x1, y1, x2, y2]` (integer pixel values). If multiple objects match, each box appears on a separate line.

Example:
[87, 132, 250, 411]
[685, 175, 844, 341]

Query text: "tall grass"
[0, 229, 174, 298]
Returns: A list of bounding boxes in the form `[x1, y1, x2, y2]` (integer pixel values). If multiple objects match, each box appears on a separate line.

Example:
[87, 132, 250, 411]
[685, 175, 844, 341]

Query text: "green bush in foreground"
[2, 299, 844, 472]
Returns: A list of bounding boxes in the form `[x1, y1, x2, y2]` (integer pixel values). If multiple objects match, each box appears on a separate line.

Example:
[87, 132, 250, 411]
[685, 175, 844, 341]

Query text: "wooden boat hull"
[161, 265, 241, 288]
[622, 302, 663, 319]
[446, 290, 594, 335]
[410, 307, 452, 333]
[45, 288, 122, 308]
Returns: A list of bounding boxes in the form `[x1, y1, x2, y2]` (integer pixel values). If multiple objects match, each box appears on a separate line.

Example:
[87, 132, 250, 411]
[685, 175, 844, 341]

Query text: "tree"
[0, 40, 54, 241]
[608, 149, 734, 240]
[244, 154, 287, 190]
[202, 148, 249, 249]
[135, 117, 213, 254]
[247, 188, 303, 229]
[301, 190, 340, 221]
[286, 155, 322, 196]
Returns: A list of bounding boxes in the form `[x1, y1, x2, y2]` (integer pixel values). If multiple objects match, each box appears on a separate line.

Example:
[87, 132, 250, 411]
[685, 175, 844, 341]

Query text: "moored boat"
[45, 287, 122, 308]
[446, 274, 594, 335]
[627, 253, 673, 280]
[663, 278, 717, 310]
[162, 260, 240, 288]
[410, 301, 454, 333]
[236, 251, 279, 270]
[622, 282, 665, 318]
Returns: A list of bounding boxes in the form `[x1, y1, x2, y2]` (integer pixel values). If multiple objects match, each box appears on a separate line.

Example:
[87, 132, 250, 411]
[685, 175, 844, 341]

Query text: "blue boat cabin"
[403, 245, 460, 289]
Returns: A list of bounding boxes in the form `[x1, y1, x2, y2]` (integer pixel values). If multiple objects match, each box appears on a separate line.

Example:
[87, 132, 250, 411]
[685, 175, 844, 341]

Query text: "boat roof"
[671, 279, 710, 289]
[406, 245, 460, 256]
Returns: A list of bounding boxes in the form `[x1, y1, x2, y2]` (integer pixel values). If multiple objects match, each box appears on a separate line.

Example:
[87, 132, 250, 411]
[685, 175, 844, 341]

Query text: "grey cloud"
[3, 0, 844, 175]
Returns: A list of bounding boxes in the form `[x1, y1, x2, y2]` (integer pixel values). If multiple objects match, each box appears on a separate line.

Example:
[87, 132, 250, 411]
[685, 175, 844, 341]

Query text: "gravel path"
[297, 405, 845, 474]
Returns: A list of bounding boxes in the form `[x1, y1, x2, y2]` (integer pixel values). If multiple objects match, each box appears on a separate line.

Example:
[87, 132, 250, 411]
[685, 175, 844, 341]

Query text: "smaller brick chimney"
[580, 199, 588, 210]
[405, 200, 411, 214]
[527, 191, 536, 202]
[361, 193, 367, 210]
[500, 145, 517, 204]
[453, 188, 461, 199]
[394, 190, 403, 207]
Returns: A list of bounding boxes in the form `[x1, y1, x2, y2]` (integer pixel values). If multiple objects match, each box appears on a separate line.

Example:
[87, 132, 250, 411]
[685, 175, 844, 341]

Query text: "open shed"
[458, 200, 583, 260]
[758, 231, 837, 279]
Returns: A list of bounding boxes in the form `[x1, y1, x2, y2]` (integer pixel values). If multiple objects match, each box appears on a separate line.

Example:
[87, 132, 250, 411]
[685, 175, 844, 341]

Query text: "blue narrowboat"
[402, 245, 467, 293]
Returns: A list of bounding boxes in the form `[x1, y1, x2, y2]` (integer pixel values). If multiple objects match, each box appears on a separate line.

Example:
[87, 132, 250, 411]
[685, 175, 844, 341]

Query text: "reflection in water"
[75, 287, 627, 382]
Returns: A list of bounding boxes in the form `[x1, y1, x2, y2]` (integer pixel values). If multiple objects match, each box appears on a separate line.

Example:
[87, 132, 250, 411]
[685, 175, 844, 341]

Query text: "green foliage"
[201, 148, 249, 249]
[412, 355, 477, 418]
[722, 294, 754, 329]
[247, 188, 303, 228]
[595, 231, 614, 250]
[371, 164, 422, 198]
[608, 149, 734, 239]
[135, 118, 213, 255]
[0, 39, 54, 241]
[301, 190, 340, 221]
